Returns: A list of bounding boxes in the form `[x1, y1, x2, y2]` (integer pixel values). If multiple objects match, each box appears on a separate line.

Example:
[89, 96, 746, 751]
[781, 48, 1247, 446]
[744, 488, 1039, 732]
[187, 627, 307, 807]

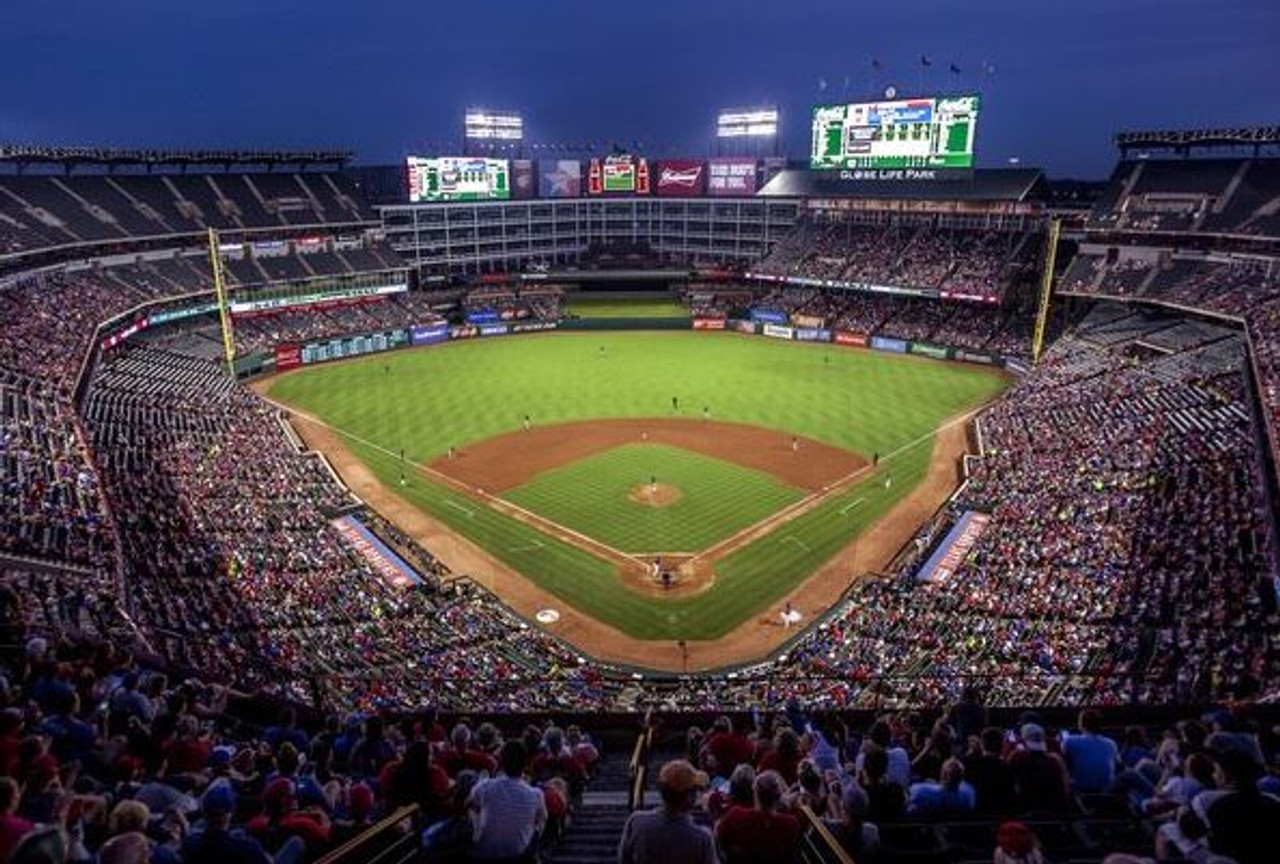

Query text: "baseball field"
[264, 330, 1008, 665]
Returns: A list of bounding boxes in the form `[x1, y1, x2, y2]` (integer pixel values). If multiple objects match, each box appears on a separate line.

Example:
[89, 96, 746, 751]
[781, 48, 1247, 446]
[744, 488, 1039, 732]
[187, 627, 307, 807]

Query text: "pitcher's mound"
[628, 483, 682, 508]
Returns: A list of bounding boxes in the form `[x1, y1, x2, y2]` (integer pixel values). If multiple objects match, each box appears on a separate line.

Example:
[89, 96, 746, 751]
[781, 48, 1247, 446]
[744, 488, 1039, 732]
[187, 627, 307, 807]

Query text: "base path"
[429, 418, 865, 493]
[274, 402, 973, 672]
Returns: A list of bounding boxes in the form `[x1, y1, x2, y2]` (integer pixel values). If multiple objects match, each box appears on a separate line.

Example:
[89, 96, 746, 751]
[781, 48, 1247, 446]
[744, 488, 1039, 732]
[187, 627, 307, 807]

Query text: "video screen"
[810, 94, 980, 171]
[406, 156, 511, 202]
[588, 155, 650, 195]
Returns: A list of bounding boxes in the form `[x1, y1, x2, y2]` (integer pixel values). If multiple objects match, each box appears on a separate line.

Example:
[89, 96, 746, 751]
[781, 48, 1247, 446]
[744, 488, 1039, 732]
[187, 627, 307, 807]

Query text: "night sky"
[3, 0, 1277, 178]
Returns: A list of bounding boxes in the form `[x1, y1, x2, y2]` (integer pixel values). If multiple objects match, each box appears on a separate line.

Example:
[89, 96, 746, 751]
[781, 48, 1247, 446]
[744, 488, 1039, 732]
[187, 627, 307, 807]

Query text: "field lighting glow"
[465, 110, 524, 141]
[717, 108, 779, 138]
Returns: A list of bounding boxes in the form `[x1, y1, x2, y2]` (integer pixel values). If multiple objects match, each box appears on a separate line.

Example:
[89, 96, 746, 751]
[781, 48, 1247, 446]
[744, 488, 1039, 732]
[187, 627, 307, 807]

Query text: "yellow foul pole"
[1032, 218, 1061, 365]
[207, 228, 237, 376]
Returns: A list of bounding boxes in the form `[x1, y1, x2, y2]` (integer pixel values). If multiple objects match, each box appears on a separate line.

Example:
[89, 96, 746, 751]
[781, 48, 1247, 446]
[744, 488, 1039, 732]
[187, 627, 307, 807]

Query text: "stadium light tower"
[464, 108, 524, 157]
[716, 106, 779, 157]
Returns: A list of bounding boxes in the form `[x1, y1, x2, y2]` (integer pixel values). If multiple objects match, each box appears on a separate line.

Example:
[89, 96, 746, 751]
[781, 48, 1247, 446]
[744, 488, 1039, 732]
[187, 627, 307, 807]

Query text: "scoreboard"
[588, 155, 651, 195]
[407, 156, 511, 202]
[811, 94, 980, 171]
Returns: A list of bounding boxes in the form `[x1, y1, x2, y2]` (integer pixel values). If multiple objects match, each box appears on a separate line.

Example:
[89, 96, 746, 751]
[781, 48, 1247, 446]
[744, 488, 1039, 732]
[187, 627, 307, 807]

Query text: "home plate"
[535, 609, 561, 624]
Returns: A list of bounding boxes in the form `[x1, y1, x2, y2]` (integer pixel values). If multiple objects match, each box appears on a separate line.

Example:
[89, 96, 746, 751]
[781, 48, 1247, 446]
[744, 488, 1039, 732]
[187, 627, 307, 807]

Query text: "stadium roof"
[757, 168, 1048, 203]
[1116, 126, 1280, 153]
[0, 144, 353, 169]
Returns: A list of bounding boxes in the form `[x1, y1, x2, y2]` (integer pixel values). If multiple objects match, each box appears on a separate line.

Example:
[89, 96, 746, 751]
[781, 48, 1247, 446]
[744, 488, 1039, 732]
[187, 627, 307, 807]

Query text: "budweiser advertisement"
[654, 160, 707, 197]
[707, 158, 759, 196]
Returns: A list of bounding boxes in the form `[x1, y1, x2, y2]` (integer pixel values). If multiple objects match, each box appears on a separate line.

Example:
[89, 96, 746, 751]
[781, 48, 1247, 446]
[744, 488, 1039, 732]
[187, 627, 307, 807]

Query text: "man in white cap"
[618, 759, 715, 864]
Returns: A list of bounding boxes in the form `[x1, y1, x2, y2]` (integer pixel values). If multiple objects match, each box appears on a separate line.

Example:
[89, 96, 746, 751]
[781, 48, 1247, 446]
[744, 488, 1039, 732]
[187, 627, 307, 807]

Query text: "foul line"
[259, 395, 651, 570]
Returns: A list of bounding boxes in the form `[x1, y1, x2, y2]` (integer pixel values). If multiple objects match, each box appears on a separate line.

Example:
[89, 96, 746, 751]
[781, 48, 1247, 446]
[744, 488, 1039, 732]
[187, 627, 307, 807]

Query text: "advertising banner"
[480, 323, 509, 337]
[511, 160, 536, 200]
[916, 511, 991, 584]
[511, 321, 558, 334]
[693, 318, 727, 330]
[299, 329, 408, 365]
[1004, 358, 1030, 375]
[763, 324, 794, 340]
[466, 310, 500, 325]
[451, 326, 479, 340]
[332, 516, 421, 589]
[707, 158, 758, 196]
[410, 323, 449, 346]
[730, 319, 758, 335]
[794, 328, 832, 342]
[100, 318, 148, 351]
[750, 308, 788, 325]
[275, 344, 302, 371]
[792, 314, 825, 329]
[538, 160, 582, 198]
[871, 336, 908, 354]
[835, 331, 869, 347]
[954, 349, 997, 366]
[654, 160, 707, 197]
[908, 342, 951, 360]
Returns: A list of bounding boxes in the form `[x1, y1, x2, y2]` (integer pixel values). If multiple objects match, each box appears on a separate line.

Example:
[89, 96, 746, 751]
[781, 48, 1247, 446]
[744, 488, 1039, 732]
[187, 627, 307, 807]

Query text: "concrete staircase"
[544, 751, 635, 864]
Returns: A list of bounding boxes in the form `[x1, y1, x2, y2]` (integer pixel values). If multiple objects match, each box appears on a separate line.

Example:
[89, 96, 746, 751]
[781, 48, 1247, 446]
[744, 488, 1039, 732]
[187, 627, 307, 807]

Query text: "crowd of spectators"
[752, 217, 1036, 301]
[624, 702, 1280, 864]
[0, 582, 608, 864]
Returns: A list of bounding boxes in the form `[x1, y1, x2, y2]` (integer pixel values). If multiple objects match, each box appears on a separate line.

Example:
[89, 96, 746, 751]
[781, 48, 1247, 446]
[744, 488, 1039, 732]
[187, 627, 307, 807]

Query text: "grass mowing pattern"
[566, 297, 691, 318]
[503, 444, 805, 553]
[270, 332, 1008, 642]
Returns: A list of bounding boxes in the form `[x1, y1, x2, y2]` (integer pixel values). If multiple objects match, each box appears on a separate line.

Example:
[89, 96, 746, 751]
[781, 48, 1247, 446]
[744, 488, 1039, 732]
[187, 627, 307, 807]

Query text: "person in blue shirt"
[1061, 710, 1120, 793]
[907, 758, 976, 816]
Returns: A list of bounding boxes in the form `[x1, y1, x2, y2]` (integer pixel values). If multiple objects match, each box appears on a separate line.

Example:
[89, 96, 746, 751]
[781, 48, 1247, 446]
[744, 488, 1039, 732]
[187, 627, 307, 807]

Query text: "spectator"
[618, 760, 714, 864]
[467, 741, 546, 863]
[181, 780, 294, 864]
[1198, 750, 1280, 864]
[965, 728, 1017, 815]
[0, 778, 34, 863]
[907, 758, 977, 816]
[1007, 725, 1071, 814]
[715, 770, 802, 864]
[1061, 709, 1120, 792]
[824, 781, 879, 862]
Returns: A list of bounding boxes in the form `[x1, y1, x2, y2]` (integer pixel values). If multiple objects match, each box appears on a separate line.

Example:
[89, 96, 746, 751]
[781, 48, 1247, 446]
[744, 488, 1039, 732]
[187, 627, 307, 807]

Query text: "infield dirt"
[427, 418, 865, 494]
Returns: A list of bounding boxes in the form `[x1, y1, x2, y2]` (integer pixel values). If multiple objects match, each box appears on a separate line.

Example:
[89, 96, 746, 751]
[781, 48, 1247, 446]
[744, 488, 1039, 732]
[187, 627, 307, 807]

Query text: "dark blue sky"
[2, 0, 1276, 177]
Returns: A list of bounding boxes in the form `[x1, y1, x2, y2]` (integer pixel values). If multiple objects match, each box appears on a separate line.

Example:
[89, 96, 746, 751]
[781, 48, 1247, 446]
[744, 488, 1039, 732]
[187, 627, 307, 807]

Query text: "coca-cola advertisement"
[708, 158, 759, 196]
[654, 160, 706, 197]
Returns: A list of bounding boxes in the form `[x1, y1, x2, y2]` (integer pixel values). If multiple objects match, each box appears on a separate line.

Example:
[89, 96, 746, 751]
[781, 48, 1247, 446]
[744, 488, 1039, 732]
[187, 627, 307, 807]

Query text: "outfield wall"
[240, 313, 1028, 377]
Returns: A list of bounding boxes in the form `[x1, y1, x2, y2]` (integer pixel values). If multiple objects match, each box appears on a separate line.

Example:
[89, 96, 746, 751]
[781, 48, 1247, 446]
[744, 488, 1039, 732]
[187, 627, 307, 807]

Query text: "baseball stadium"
[3, 3, 1280, 863]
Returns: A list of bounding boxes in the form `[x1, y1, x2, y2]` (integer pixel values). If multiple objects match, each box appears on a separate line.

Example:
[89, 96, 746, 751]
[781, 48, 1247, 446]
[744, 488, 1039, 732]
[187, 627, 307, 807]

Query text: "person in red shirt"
[163, 715, 212, 775]
[247, 777, 332, 855]
[757, 728, 803, 787]
[701, 716, 754, 777]
[437, 724, 498, 777]
[0, 778, 35, 863]
[715, 770, 803, 864]
[531, 728, 586, 792]
[380, 741, 452, 818]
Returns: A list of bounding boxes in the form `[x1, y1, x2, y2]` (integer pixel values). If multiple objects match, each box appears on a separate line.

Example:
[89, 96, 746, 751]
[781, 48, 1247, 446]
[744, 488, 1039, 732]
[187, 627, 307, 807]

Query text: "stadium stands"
[0, 172, 376, 259]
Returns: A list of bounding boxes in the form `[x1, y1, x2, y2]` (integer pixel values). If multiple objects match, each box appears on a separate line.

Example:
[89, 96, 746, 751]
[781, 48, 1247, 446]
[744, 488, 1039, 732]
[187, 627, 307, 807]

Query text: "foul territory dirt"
[260, 382, 973, 671]
[428, 418, 865, 493]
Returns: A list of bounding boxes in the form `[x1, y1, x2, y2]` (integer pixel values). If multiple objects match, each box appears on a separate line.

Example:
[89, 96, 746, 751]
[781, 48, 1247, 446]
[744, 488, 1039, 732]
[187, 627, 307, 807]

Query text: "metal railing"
[313, 805, 420, 864]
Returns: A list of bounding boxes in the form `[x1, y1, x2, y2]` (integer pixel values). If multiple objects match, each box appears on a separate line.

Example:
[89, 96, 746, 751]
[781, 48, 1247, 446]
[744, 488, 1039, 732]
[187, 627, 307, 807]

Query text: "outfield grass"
[503, 444, 805, 553]
[566, 296, 690, 318]
[269, 332, 1007, 642]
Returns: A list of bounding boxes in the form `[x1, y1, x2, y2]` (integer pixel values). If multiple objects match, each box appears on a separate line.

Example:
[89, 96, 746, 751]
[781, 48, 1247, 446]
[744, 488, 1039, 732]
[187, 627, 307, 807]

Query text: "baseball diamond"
[264, 330, 1008, 651]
